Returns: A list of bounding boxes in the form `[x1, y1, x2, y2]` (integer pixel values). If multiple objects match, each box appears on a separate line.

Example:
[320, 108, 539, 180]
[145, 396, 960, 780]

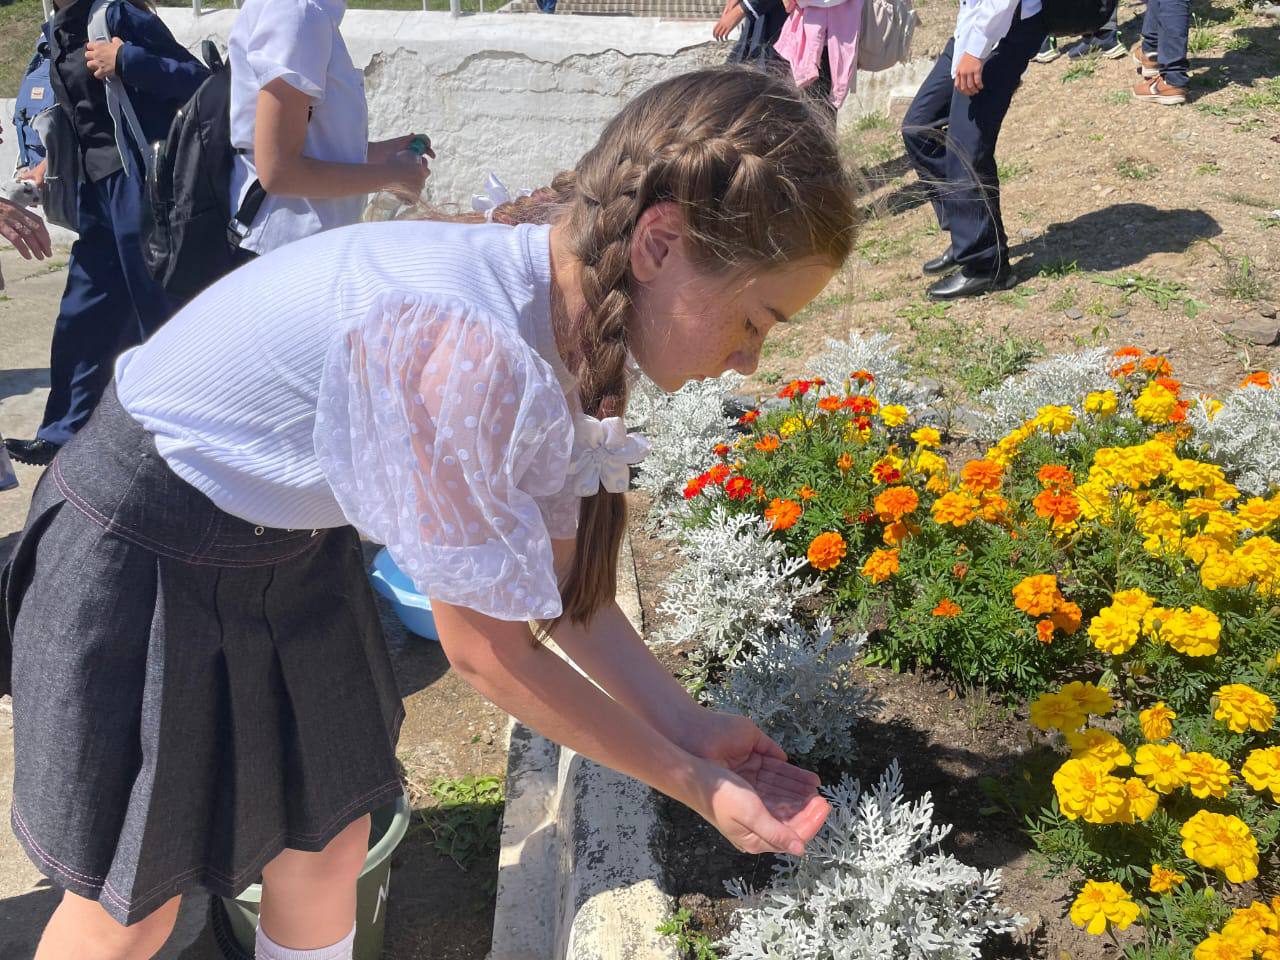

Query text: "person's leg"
[824, 0, 862, 110]
[1154, 0, 1190, 86]
[255, 815, 371, 958]
[34, 892, 181, 960]
[901, 38, 958, 234]
[35, 179, 128, 447]
[1141, 0, 1161, 55]
[943, 13, 1048, 278]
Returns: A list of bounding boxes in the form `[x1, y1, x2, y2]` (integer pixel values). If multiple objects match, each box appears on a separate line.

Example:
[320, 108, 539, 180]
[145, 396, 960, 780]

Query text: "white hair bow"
[471, 173, 532, 222]
[566, 416, 651, 497]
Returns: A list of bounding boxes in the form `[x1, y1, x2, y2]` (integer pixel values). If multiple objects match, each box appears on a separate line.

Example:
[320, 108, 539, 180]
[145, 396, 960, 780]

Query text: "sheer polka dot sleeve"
[314, 292, 576, 621]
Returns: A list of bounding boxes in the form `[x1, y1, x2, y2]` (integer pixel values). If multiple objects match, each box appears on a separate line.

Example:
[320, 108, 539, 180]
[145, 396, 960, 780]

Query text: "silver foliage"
[975, 349, 1114, 440]
[703, 618, 875, 764]
[654, 507, 822, 664]
[807, 332, 937, 410]
[1188, 383, 1280, 496]
[720, 762, 1025, 960]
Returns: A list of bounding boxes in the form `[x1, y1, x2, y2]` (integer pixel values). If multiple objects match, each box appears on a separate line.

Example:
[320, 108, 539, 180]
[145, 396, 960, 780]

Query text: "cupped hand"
[692, 756, 830, 855]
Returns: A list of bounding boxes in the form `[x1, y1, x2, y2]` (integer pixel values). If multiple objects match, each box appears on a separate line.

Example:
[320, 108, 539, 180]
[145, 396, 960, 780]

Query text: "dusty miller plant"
[655, 507, 821, 667]
[629, 373, 742, 517]
[808, 332, 936, 410]
[719, 762, 1025, 960]
[1188, 383, 1280, 496]
[976, 348, 1115, 440]
[702, 618, 875, 764]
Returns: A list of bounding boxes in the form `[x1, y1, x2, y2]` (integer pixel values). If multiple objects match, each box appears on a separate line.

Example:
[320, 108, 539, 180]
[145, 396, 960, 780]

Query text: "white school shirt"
[228, 0, 370, 255]
[115, 221, 582, 623]
[952, 0, 1042, 74]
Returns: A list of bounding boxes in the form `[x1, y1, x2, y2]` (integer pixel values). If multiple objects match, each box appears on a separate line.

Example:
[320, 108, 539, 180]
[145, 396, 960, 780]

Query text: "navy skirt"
[1, 386, 405, 926]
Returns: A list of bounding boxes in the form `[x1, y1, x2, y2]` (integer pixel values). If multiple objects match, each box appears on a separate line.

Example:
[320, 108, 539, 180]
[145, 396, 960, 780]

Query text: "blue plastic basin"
[369, 548, 439, 642]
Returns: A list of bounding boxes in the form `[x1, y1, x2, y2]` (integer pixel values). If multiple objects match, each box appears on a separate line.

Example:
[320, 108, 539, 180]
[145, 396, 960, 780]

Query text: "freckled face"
[629, 256, 837, 391]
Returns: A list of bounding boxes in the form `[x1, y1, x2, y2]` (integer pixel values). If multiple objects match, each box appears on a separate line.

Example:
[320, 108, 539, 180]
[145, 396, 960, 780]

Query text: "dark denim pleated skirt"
[1, 386, 405, 926]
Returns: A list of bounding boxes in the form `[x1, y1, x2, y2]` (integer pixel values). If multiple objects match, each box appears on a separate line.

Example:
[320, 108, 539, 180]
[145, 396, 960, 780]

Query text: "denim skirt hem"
[2, 387, 405, 926]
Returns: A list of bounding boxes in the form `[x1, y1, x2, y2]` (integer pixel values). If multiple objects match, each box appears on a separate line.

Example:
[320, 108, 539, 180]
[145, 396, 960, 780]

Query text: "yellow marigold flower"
[1012, 574, 1064, 617]
[1149, 864, 1185, 894]
[1065, 728, 1132, 770]
[1120, 777, 1159, 823]
[1034, 405, 1076, 435]
[807, 531, 847, 571]
[1054, 759, 1129, 823]
[1112, 588, 1155, 617]
[1184, 751, 1234, 799]
[836, 452, 854, 472]
[1237, 498, 1280, 532]
[1181, 810, 1259, 884]
[1084, 390, 1119, 417]
[1029, 692, 1086, 732]
[1137, 500, 1183, 555]
[1186, 497, 1223, 519]
[1242, 747, 1280, 801]
[925, 474, 950, 495]
[1134, 742, 1190, 794]
[860, 547, 899, 584]
[912, 449, 947, 476]
[874, 485, 919, 522]
[1237, 537, 1280, 595]
[1216, 684, 1276, 734]
[1169, 457, 1225, 493]
[1204, 509, 1244, 540]
[1212, 479, 1242, 502]
[1185, 533, 1228, 565]
[1088, 607, 1142, 656]
[879, 404, 909, 427]
[778, 415, 805, 438]
[1075, 480, 1112, 522]
[931, 490, 980, 527]
[1223, 903, 1278, 952]
[1195, 932, 1255, 960]
[1201, 551, 1251, 591]
[911, 426, 941, 448]
[1135, 382, 1179, 423]
[1162, 606, 1222, 657]
[1069, 880, 1140, 935]
[1060, 680, 1115, 717]
[1139, 702, 1177, 741]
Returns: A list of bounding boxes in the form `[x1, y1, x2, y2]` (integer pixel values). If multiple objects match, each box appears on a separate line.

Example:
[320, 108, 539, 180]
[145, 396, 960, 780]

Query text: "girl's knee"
[263, 815, 371, 885]
[41, 891, 180, 960]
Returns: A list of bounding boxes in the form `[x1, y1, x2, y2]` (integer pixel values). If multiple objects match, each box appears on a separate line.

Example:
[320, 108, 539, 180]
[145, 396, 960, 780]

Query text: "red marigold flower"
[851, 370, 876, 384]
[725, 476, 754, 500]
[854, 416, 873, 432]
[683, 475, 709, 500]
[811, 378, 827, 387]
[1241, 371, 1273, 390]
[872, 464, 903, 484]
[764, 497, 802, 531]
[932, 598, 962, 618]
[778, 379, 812, 400]
[713, 443, 731, 458]
[754, 434, 780, 453]
[818, 396, 843, 413]
[706, 464, 731, 485]
[857, 509, 875, 523]
[738, 409, 761, 425]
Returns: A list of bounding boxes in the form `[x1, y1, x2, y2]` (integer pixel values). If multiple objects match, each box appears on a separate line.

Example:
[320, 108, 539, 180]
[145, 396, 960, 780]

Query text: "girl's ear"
[630, 201, 686, 284]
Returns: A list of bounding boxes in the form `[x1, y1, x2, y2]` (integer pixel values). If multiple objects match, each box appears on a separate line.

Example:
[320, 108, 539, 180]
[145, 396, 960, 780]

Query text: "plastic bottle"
[366, 136, 431, 222]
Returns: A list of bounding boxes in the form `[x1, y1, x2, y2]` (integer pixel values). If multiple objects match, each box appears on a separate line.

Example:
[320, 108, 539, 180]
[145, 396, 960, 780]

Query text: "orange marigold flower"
[1013, 574, 1065, 616]
[883, 519, 919, 546]
[1037, 620, 1056, 644]
[1241, 371, 1273, 389]
[844, 395, 879, 414]
[861, 547, 900, 583]
[706, 464, 731, 485]
[713, 443, 731, 457]
[875, 485, 920, 522]
[1155, 376, 1182, 395]
[754, 434, 780, 453]
[797, 485, 817, 501]
[1113, 361, 1137, 378]
[1141, 356, 1172, 376]
[1169, 400, 1189, 424]
[1114, 346, 1143, 359]
[683, 475, 709, 500]
[808, 531, 847, 571]
[932, 491, 980, 527]
[778, 379, 812, 400]
[933, 598, 962, 618]
[818, 396, 843, 413]
[738, 409, 761, 425]
[960, 459, 1004, 494]
[1051, 601, 1084, 635]
[725, 476, 754, 500]
[764, 498, 802, 531]
[1037, 465, 1076, 490]
[837, 452, 854, 472]
[978, 493, 1011, 523]
[851, 369, 876, 384]
[1034, 489, 1082, 527]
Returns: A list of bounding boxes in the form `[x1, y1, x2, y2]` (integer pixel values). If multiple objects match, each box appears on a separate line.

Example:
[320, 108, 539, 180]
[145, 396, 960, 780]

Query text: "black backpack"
[144, 42, 265, 306]
[1040, 0, 1118, 37]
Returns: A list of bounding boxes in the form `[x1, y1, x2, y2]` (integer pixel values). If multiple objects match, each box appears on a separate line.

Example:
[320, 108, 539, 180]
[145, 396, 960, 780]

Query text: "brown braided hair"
[425, 67, 858, 624]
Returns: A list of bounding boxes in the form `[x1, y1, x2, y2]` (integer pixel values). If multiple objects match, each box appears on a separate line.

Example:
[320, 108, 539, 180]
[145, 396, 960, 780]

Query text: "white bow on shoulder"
[471, 173, 533, 222]
[566, 416, 651, 497]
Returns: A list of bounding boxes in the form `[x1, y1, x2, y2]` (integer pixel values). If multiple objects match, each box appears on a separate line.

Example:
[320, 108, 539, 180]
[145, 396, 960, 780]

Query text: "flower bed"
[635, 341, 1280, 957]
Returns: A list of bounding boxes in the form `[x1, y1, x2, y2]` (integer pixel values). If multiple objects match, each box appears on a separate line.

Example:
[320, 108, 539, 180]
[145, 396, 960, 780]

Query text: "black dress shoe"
[922, 248, 958, 276]
[4, 438, 62, 467]
[927, 268, 1016, 301]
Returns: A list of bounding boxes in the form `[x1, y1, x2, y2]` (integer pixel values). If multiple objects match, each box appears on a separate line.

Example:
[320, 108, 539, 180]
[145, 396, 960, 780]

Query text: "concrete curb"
[490, 532, 678, 960]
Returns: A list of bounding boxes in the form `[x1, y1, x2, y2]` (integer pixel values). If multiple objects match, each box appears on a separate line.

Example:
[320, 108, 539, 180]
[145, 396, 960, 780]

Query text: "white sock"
[254, 923, 356, 960]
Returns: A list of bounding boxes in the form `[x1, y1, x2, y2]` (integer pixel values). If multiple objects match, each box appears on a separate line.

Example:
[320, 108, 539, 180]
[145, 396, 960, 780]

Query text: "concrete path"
[0, 246, 220, 959]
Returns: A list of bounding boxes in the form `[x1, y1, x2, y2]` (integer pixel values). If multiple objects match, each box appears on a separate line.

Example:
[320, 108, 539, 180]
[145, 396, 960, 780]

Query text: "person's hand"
[678, 708, 830, 848]
[384, 151, 430, 203]
[18, 160, 47, 191]
[954, 52, 985, 96]
[688, 754, 830, 856]
[0, 197, 53, 291]
[368, 134, 436, 165]
[85, 38, 125, 81]
[713, 3, 745, 39]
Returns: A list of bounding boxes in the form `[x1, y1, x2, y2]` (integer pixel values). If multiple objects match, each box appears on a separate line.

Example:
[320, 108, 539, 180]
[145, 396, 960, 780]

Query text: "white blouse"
[115, 221, 582, 622]
[228, 0, 370, 255]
